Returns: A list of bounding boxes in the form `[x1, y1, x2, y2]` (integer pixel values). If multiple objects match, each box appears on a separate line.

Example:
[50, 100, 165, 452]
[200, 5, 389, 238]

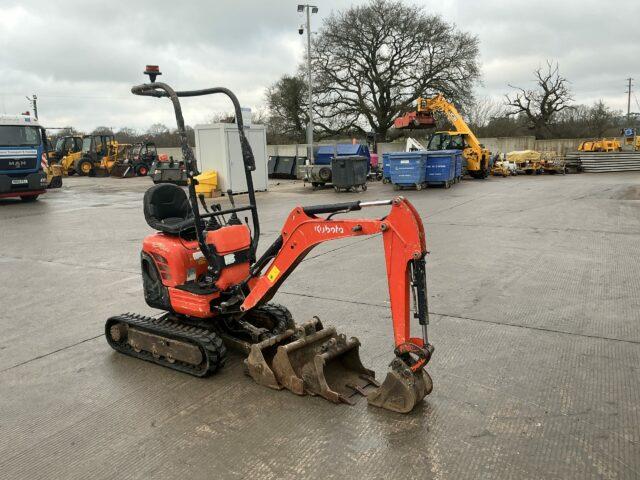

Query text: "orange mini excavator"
[105, 66, 435, 413]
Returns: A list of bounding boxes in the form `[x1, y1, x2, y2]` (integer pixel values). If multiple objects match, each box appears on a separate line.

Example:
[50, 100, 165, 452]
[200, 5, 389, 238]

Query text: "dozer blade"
[367, 359, 433, 413]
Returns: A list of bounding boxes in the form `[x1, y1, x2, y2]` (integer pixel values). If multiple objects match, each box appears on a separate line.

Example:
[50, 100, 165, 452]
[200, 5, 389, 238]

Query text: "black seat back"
[143, 184, 194, 235]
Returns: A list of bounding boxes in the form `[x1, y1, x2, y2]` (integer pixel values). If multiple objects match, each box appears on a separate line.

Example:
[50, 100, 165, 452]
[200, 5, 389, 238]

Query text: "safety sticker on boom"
[267, 265, 280, 283]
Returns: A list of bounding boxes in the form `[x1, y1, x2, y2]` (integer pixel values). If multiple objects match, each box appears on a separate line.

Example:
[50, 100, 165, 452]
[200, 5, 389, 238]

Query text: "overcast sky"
[1, 0, 638, 132]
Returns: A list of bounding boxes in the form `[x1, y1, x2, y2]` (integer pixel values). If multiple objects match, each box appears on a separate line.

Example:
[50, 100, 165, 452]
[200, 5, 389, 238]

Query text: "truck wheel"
[20, 195, 39, 202]
[362, 184, 367, 191]
[416, 183, 422, 191]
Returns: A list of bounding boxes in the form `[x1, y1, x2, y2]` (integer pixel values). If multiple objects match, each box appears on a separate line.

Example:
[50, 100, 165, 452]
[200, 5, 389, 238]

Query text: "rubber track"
[105, 313, 226, 377]
[246, 303, 295, 336]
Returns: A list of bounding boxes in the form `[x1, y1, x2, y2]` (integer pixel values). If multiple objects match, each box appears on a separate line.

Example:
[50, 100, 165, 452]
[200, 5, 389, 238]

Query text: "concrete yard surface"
[1, 173, 639, 479]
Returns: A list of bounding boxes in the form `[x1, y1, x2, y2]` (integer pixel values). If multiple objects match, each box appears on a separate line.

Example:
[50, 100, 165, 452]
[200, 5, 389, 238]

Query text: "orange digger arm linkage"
[240, 197, 431, 362]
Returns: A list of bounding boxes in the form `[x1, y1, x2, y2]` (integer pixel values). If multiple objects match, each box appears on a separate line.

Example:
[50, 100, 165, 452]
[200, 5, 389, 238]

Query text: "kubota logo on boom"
[314, 225, 344, 235]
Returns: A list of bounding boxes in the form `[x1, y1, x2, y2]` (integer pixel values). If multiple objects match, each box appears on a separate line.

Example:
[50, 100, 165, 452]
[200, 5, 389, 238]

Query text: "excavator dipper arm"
[241, 197, 434, 412]
[242, 197, 429, 352]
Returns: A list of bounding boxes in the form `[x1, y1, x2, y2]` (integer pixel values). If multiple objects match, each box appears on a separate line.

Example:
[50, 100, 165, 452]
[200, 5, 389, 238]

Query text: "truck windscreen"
[0, 126, 41, 147]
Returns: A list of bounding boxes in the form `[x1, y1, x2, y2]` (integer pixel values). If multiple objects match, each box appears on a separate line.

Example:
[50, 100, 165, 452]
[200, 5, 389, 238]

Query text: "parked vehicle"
[297, 143, 370, 188]
[395, 95, 491, 178]
[0, 114, 49, 201]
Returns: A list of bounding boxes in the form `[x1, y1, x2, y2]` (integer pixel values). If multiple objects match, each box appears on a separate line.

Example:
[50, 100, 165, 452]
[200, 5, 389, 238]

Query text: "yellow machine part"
[58, 151, 83, 175]
[46, 164, 63, 188]
[422, 95, 490, 176]
[578, 138, 621, 152]
[194, 170, 219, 197]
[506, 150, 542, 164]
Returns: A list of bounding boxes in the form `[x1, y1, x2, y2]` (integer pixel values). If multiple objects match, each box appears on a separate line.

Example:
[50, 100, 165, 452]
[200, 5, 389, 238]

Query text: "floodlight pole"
[306, 6, 313, 164]
[26, 94, 38, 120]
[298, 4, 317, 165]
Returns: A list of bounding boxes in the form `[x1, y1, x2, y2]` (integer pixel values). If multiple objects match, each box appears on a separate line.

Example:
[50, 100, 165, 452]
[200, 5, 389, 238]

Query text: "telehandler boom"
[395, 94, 491, 178]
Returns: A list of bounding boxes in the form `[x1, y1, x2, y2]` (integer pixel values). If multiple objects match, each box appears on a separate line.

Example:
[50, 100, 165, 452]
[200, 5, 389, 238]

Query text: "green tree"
[265, 75, 307, 142]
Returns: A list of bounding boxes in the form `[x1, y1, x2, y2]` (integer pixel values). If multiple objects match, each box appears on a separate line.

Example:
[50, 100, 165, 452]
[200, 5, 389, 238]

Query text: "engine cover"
[141, 224, 252, 317]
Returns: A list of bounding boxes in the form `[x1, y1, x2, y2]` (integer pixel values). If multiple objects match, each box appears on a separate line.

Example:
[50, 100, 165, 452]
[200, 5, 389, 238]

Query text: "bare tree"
[147, 123, 170, 136]
[92, 126, 114, 135]
[310, 0, 480, 139]
[208, 112, 236, 124]
[505, 61, 573, 139]
[115, 127, 138, 143]
[465, 97, 507, 130]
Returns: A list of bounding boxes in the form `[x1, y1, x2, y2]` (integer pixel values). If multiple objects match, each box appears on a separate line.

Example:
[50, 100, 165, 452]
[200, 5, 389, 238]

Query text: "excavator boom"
[242, 197, 434, 413]
[242, 197, 427, 348]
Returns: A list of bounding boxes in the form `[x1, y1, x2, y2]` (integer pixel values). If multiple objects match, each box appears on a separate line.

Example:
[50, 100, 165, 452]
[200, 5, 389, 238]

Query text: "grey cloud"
[1, 0, 638, 131]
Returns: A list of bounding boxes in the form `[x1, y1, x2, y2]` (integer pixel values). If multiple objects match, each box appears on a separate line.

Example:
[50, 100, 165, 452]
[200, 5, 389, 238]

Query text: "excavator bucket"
[367, 359, 433, 413]
[245, 318, 432, 412]
[246, 320, 376, 405]
[244, 318, 322, 390]
[110, 162, 135, 178]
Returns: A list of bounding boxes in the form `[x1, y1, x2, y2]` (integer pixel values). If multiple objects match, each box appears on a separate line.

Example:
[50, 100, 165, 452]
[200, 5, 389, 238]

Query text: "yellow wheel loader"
[73, 134, 130, 176]
[47, 135, 82, 164]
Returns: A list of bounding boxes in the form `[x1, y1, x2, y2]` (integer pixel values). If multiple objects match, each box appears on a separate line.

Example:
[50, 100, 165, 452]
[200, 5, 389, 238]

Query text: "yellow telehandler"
[395, 95, 491, 178]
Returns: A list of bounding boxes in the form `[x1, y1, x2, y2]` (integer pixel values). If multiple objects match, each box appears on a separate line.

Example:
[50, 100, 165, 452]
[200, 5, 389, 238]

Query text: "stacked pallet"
[568, 152, 640, 173]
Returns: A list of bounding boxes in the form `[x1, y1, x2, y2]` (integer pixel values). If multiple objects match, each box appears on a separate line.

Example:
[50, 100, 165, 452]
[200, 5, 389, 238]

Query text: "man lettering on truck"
[0, 114, 49, 202]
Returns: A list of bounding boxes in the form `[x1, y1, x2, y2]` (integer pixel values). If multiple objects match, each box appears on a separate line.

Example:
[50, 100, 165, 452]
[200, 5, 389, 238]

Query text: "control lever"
[199, 194, 222, 230]
[226, 189, 236, 208]
[198, 194, 211, 213]
[226, 189, 241, 225]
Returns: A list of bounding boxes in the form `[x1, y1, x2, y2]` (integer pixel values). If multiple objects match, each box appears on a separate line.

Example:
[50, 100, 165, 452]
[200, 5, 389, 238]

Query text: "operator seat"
[143, 183, 195, 235]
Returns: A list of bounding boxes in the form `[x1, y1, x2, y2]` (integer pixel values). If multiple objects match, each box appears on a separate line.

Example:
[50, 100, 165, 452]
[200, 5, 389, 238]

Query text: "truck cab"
[0, 115, 48, 201]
